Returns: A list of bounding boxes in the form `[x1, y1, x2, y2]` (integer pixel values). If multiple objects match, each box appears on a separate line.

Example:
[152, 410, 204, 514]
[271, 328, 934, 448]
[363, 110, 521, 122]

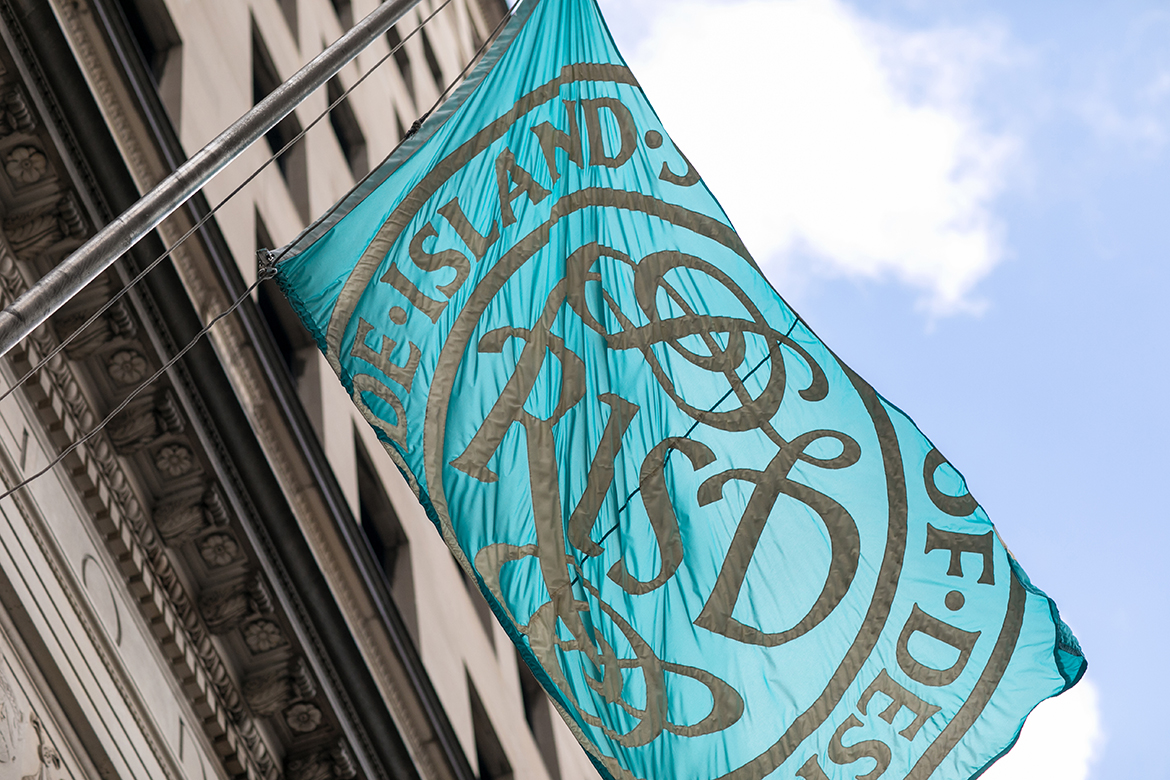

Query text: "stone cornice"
[0, 2, 475, 780]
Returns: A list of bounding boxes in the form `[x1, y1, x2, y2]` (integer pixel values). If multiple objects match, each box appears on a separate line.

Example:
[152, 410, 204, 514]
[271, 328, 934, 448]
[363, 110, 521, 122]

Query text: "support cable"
[568, 317, 804, 588]
[0, 0, 453, 411]
[0, 271, 269, 502]
[0, 0, 520, 500]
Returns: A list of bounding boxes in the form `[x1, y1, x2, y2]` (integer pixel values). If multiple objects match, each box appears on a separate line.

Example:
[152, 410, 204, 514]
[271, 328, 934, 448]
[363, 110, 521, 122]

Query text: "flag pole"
[0, 0, 427, 359]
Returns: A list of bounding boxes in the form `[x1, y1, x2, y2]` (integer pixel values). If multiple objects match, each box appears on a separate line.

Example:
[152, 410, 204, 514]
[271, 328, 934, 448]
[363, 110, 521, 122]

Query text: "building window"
[327, 76, 368, 179]
[456, 555, 495, 647]
[112, 0, 183, 123]
[475, 0, 510, 28]
[356, 434, 417, 639]
[386, 25, 415, 103]
[278, 0, 299, 42]
[518, 661, 562, 780]
[469, 676, 513, 780]
[253, 21, 310, 223]
[421, 29, 444, 89]
[330, 0, 353, 29]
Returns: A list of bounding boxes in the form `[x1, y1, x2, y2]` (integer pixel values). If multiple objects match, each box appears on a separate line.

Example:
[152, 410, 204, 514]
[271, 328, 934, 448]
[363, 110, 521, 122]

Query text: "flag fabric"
[274, 0, 1085, 777]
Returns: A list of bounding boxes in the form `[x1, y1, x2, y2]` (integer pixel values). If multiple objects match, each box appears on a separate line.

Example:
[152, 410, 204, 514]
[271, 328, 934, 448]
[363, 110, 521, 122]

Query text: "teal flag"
[275, 0, 1085, 777]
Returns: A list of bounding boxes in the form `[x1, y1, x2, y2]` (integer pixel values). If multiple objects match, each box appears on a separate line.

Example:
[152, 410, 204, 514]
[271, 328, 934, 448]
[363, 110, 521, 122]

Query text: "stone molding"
[5, 0, 494, 778]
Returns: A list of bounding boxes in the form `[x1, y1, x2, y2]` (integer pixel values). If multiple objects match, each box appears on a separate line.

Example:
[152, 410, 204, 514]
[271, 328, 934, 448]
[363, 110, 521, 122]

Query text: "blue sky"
[594, 1, 1169, 777]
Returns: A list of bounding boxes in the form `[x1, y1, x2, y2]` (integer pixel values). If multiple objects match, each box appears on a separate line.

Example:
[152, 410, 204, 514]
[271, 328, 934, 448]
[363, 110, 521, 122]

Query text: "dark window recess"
[421, 29, 444, 90]
[326, 77, 368, 179]
[470, 19, 484, 54]
[357, 435, 418, 639]
[255, 213, 313, 379]
[386, 26, 415, 102]
[518, 661, 562, 780]
[476, 0, 510, 29]
[330, 0, 353, 28]
[278, 0, 298, 41]
[253, 23, 310, 222]
[469, 677, 514, 780]
[456, 554, 495, 646]
[111, 0, 182, 122]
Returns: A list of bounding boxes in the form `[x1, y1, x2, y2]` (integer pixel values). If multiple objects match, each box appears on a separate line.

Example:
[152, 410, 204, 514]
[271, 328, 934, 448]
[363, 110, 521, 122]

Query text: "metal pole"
[0, 0, 426, 359]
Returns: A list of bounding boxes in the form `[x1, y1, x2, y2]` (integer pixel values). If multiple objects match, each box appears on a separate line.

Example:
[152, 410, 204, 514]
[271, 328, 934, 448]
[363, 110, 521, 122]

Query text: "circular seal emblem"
[301, 23, 1050, 777]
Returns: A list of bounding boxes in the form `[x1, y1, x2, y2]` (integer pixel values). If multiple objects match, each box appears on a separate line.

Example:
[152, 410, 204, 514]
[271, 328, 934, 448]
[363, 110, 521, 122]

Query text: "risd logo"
[329, 65, 1026, 780]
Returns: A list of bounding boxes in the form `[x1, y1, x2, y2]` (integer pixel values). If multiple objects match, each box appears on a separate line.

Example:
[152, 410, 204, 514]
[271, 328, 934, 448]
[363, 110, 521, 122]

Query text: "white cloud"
[607, 0, 1015, 315]
[981, 678, 1104, 780]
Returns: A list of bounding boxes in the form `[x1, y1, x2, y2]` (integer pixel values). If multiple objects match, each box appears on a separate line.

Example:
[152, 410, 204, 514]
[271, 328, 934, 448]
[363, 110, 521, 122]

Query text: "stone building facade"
[0, 1, 599, 779]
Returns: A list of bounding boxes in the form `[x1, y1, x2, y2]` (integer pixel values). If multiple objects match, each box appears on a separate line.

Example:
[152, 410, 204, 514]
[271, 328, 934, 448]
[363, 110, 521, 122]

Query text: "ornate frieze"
[0, 84, 35, 135]
[54, 292, 138, 361]
[0, 237, 280, 778]
[198, 571, 273, 635]
[287, 741, 358, 780]
[242, 619, 287, 654]
[21, 713, 63, 780]
[243, 657, 316, 717]
[0, 662, 65, 780]
[2, 196, 85, 262]
[3, 145, 46, 186]
[153, 483, 230, 545]
[284, 703, 324, 734]
[105, 349, 147, 384]
[107, 388, 185, 455]
[0, 2, 426, 777]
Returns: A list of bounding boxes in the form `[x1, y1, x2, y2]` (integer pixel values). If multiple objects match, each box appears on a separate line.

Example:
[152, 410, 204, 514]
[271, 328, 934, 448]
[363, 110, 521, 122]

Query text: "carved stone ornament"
[0, 201, 274, 777]
[154, 483, 229, 546]
[56, 297, 137, 360]
[22, 713, 62, 780]
[243, 657, 315, 717]
[4, 195, 86, 262]
[106, 349, 147, 384]
[0, 666, 60, 780]
[199, 532, 240, 567]
[198, 572, 272, 633]
[109, 389, 185, 455]
[283, 702, 323, 734]
[287, 740, 357, 780]
[0, 662, 23, 766]
[0, 85, 35, 136]
[242, 619, 286, 654]
[198, 580, 250, 634]
[154, 443, 194, 477]
[4, 146, 46, 185]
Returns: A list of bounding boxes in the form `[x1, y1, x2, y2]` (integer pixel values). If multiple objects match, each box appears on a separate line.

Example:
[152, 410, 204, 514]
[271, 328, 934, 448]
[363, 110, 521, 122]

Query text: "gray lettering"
[381, 263, 446, 323]
[827, 715, 890, 780]
[582, 97, 637, 169]
[351, 318, 421, 391]
[896, 605, 981, 687]
[495, 148, 551, 227]
[531, 99, 584, 184]
[437, 197, 500, 260]
[858, 669, 942, 740]
[408, 223, 471, 298]
[925, 525, 994, 585]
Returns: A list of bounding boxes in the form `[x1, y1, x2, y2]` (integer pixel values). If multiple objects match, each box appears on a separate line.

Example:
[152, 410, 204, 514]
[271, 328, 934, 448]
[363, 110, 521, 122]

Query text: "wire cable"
[0, 0, 519, 500]
[569, 317, 803, 586]
[0, 272, 271, 502]
[0, 0, 454, 411]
